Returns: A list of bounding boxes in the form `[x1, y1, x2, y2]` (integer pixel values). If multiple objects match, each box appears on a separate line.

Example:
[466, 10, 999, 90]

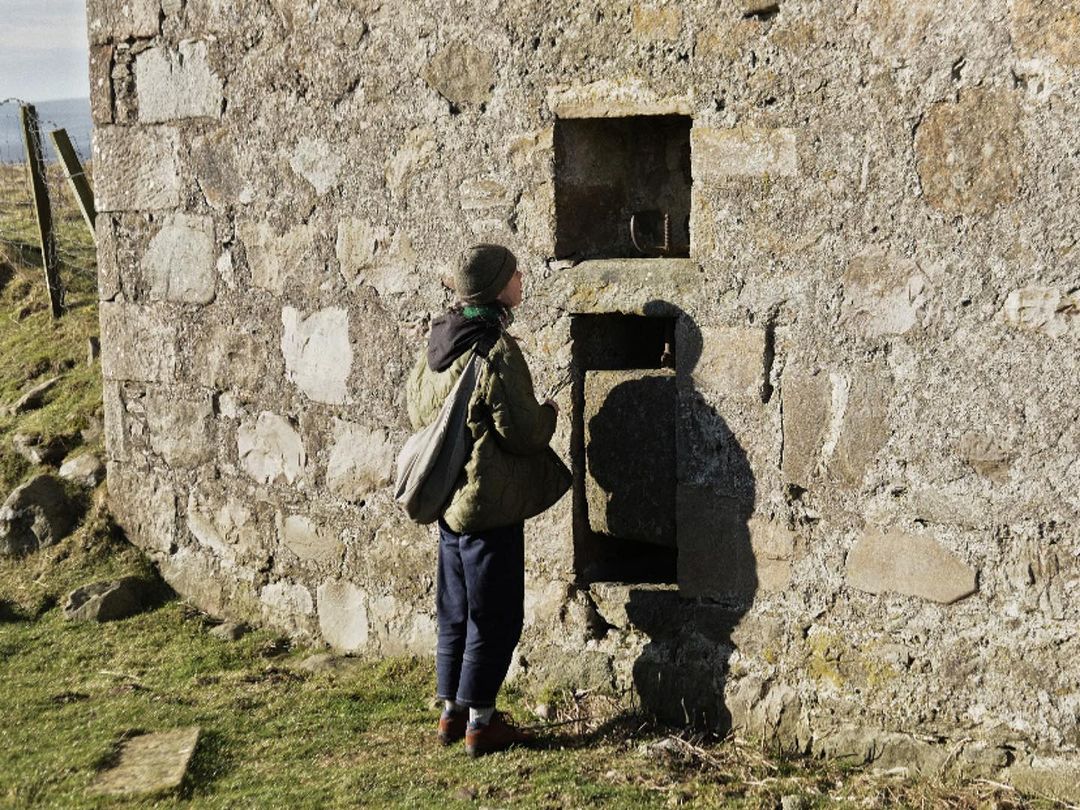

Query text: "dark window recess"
[554, 115, 692, 260]
[570, 314, 678, 585]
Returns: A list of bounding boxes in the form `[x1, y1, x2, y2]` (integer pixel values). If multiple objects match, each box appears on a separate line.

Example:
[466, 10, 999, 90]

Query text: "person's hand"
[543, 398, 560, 417]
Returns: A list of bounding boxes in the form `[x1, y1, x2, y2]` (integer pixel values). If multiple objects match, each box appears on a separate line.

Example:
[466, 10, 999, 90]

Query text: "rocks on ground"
[0, 474, 82, 556]
[5, 376, 61, 415]
[63, 576, 155, 622]
[59, 453, 106, 488]
[296, 652, 362, 673]
[91, 727, 201, 797]
[208, 620, 249, 641]
[12, 433, 68, 466]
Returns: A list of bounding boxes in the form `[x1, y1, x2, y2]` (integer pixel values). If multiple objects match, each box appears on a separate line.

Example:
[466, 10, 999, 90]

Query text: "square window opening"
[554, 115, 692, 261]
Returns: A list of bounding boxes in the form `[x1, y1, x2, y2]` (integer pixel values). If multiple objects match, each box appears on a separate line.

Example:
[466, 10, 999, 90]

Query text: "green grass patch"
[0, 242, 102, 496]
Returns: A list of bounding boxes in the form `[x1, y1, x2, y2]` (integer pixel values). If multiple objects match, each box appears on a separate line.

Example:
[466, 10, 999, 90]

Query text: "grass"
[0, 161, 102, 497]
[0, 164, 1066, 809]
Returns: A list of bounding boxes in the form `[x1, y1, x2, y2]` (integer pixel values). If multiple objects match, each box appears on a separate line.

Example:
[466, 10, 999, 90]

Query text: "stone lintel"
[548, 79, 692, 119]
[542, 258, 700, 315]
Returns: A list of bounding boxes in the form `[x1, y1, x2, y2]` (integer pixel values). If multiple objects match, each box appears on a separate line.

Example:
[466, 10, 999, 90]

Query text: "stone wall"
[89, 0, 1079, 795]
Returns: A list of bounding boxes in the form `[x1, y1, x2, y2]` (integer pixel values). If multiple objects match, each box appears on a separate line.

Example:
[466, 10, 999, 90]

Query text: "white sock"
[469, 706, 495, 726]
[444, 699, 465, 714]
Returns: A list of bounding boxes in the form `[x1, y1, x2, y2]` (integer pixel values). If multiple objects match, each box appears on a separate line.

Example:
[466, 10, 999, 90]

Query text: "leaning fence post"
[50, 128, 96, 241]
[19, 104, 63, 318]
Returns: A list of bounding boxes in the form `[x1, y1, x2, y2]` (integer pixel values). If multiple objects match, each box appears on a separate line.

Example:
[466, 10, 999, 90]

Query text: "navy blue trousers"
[436, 519, 525, 707]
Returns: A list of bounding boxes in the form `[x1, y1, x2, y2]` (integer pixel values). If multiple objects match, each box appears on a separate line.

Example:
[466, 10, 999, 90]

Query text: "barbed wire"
[1, 97, 96, 313]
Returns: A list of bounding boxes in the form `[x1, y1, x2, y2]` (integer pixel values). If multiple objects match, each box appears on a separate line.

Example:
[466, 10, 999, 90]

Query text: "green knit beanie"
[454, 244, 517, 304]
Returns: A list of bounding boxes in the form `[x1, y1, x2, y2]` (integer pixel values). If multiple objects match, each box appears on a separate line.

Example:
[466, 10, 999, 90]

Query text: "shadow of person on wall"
[580, 299, 758, 733]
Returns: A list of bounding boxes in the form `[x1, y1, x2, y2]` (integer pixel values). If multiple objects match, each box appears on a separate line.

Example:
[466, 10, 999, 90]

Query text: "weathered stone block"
[677, 484, 793, 599]
[692, 126, 798, 180]
[780, 367, 830, 487]
[997, 286, 1079, 338]
[365, 593, 437, 656]
[281, 307, 352, 405]
[89, 44, 114, 124]
[828, 366, 892, 490]
[289, 137, 342, 196]
[195, 325, 272, 394]
[96, 215, 121, 301]
[136, 41, 223, 122]
[694, 18, 759, 60]
[87, 0, 160, 44]
[93, 126, 181, 212]
[515, 180, 555, 253]
[259, 580, 316, 637]
[326, 420, 394, 502]
[146, 391, 214, 468]
[336, 218, 388, 285]
[422, 42, 494, 104]
[190, 129, 242, 211]
[914, 89, 1022, 215]
[1005, 756, 1080, 804]
[631, 5, 683, 41]
[142, 214, 217, 304]
[846, 527, 977, 604]
[237, 412, 306, 486]
[280, 514, 343, 563]
[459, 177, 511, 211]
[107, 462, 177, 555]
[547, 79, 692, 118]
[157, 545, 260, 618]
[692, 326, 765, 398]
[585, 369, 676, 545]
[317, 580, 369, 652]
[957, 431, 1011, 483]
[6, 376, 60, 416]
[0, 475, 82, 557]
[59, 453, 106, 488]
[64, 576, 152, 622]
[840, 252, 928, 338]
[1010, 0, 1080, 66]
[237, 221, 318, 295]
[747, 517, 796, 591]
[385, 127, 436, 195]
[90, 727, 201, 797]
[727, 678, 806, 753]
[102, 382, 128, 461]
[99, 303, 178, 382]
[186, 489, 268, 566]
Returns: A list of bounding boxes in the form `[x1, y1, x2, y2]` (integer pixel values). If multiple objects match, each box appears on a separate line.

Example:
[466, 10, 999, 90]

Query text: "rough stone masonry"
[89, 0, 1079, 796]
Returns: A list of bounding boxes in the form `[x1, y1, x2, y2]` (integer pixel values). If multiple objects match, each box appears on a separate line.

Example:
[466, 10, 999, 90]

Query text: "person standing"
[405, 244, 571, 757]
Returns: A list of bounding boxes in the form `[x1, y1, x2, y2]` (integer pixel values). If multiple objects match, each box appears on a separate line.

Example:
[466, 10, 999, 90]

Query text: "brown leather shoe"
[465, 712, 534, 757]
[438, 710, 467, 745]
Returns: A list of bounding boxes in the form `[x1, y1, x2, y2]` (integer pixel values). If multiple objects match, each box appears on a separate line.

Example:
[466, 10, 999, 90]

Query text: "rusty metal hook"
[629, 210, 671, 257]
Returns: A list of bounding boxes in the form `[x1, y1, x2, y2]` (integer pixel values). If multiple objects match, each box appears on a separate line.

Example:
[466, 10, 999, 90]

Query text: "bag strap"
[473, 329, 500, 359]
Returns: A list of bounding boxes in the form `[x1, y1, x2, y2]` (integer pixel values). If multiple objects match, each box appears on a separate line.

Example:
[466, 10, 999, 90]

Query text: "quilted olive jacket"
[405, 331, 571, 533]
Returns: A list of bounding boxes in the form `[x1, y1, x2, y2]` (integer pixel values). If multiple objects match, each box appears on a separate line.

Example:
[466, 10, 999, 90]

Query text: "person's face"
[496, 268, 524, 308]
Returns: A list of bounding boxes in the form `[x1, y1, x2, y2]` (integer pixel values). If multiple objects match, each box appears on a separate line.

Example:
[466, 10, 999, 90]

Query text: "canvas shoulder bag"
[394, 351, 485, 524]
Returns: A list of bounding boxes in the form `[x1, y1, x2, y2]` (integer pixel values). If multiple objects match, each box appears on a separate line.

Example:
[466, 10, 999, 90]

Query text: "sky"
[0, 0, 90, 102]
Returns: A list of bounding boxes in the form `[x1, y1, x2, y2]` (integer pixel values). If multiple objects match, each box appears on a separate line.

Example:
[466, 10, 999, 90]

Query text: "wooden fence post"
[50, 128, 97, 240]
[19, 104, 63, 318]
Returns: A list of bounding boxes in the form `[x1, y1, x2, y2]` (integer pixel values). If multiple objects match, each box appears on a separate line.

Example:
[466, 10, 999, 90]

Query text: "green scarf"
[461, 303, 513, 328]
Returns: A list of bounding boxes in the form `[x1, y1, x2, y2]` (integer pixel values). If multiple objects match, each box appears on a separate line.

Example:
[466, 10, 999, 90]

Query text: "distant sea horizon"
[0, 97, 93, 164]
